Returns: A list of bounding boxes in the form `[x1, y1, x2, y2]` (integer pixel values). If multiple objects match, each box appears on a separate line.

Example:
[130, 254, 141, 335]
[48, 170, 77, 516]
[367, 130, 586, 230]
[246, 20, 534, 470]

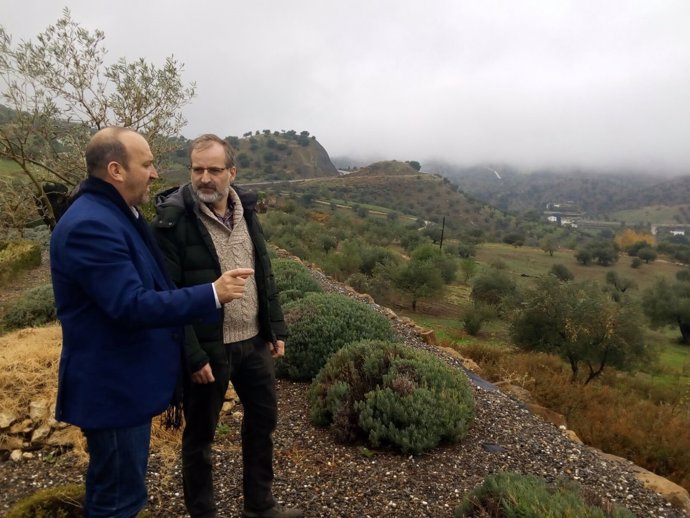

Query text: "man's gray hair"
[189, 134, 236, 168]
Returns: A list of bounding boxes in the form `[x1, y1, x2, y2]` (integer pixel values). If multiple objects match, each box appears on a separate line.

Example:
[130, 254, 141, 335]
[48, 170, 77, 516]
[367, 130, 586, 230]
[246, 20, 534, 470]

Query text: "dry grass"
[0, 324, 85, 461]
[0, 324, 204, 469]
[457, 342, 690, 491]
[0, 325, 62, 419]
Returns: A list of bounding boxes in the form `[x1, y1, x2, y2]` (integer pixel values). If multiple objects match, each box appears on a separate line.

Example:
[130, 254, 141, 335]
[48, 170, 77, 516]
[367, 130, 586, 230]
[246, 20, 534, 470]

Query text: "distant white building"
[651, 224, 687, 236]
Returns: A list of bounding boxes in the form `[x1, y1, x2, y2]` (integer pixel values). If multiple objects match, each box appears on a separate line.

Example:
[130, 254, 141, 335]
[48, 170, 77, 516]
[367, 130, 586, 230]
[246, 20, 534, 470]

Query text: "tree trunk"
[678, 318, 690, 345]
[568, 356, 579, 383]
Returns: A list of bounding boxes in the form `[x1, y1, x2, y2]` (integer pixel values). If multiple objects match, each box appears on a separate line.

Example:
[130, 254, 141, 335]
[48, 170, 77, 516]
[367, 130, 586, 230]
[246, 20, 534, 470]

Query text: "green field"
[611, 204, 690, 226]
[395, 242, 690, 388]
[0, 158, 22, 178]
[475, 242, 683, 291]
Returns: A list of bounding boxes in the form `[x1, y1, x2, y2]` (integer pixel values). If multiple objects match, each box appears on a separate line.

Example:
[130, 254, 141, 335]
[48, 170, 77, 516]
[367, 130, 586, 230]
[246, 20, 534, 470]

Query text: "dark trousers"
[182, 335, 278, 518]
[83, 422, 151, 518]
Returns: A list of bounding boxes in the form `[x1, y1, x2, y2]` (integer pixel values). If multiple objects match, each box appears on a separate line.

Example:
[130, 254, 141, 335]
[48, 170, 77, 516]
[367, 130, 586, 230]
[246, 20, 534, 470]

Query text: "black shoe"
[242, 504, 304, 518]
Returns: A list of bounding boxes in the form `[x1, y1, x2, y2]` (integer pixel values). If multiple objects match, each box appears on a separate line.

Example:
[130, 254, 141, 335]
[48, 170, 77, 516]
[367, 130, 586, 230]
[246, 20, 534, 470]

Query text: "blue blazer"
[50, 178, 218, 429]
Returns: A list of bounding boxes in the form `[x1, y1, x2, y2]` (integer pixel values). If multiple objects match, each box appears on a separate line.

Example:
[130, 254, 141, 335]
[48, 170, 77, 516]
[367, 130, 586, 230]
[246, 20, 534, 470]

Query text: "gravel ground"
[1, 267, 687, 517]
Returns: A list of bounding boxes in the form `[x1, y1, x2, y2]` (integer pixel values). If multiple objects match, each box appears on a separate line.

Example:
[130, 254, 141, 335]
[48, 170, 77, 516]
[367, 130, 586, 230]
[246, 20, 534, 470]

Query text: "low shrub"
[272, 258, 322, 301]
[346, 272, 370, 294]
[676, 269, 690, 282]
[2, 284, 57, 330]
[309, 340, 475, 454]
[5, 484, 84, 518]
[461, 304, 494, 336]
[278, 293, 394, 381]
[550, 263, 574, 281]
[470, 269, 516, 307]
[0, 240, 41, 286]
[5, 483, 151, 517]
[278, 288, 304, 305]
[455, 472, 635, 517]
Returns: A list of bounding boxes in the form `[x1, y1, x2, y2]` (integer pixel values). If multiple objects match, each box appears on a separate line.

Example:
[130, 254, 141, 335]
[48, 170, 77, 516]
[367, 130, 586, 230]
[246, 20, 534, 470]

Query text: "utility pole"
[439, 216, 445, 251]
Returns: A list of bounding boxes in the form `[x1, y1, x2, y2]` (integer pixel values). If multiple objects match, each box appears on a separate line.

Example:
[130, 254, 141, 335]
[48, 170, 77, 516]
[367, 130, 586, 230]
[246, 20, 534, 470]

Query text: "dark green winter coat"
[152, 183, 287, 372]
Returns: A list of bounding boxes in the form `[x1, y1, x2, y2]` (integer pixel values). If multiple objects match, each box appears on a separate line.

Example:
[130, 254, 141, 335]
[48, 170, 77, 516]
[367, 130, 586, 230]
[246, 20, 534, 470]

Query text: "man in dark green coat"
[153, 134, 302, 518]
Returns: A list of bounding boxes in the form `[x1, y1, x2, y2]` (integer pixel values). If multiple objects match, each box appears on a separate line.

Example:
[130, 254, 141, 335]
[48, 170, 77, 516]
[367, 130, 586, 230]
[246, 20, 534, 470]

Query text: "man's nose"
[150, 166, 159, 179]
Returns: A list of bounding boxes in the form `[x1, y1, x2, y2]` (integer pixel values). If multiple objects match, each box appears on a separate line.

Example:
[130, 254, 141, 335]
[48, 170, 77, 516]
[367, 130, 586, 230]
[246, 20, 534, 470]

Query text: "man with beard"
[153, 134, 302, 518]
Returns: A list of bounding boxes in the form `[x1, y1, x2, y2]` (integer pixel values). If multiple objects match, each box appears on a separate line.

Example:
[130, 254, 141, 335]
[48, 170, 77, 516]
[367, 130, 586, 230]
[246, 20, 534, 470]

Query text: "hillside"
[425, 162, 690, 218]
[0, 269, 686, 517]
[158, 155, 527, 242]
[347, 160, 420, 177]
[160, 130, 339, 185]
[266, 164, 522, 240]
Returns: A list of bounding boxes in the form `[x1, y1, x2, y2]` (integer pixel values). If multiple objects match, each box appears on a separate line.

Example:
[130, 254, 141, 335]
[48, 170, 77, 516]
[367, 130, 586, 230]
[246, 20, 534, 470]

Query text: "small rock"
[563, 429, 583, 444]
[224, 386, 238, 402]
[356, 293, 375, 304]
[418, 328, 437, 345]
[29, 399, 50, 421]
[381, 308, 398, 320]
[0, 412, 17, 429]
[10, 418, 33, 434]
[10, 449, 23, 462]
[0, 435, 24, 450]
[31, 423, 52, 444]
[45, 427, 79, 448]
[481, 442, 504, 453]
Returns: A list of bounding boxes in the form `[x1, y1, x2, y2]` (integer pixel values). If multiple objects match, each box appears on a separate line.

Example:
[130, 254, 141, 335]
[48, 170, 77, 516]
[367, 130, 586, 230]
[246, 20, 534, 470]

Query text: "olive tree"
[642, 277, 690, 344]
[395, 256, 443, 311]
[0, 9, 195, 228]
[0, 176, 39, 237]
[511, 277, 649, 384]
[470, 268, 516, 307]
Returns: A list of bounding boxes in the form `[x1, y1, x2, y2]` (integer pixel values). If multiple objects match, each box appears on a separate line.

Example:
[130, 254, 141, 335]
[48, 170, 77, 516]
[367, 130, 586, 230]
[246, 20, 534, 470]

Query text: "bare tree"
[0, 176, 38, 238]
[0, 8, 195, 228]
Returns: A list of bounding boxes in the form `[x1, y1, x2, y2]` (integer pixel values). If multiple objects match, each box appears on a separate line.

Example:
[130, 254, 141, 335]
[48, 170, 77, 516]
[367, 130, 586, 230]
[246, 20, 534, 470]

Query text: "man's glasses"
[190, 167, 227, 175]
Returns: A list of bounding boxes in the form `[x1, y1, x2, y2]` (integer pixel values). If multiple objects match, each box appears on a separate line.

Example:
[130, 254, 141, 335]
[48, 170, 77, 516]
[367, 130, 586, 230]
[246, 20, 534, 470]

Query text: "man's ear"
[229, 166, 238, 183]
[106, 161, 125, 183]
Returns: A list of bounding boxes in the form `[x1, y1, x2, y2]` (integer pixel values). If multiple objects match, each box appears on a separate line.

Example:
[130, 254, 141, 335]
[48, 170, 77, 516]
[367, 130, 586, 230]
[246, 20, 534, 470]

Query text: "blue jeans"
[82, 422, 151, 518]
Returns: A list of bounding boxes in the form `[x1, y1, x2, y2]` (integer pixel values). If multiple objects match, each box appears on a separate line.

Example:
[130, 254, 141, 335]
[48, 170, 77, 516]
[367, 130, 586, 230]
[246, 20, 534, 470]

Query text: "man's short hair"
[189, 134, 236, 169]
[85, 127, 131, 177]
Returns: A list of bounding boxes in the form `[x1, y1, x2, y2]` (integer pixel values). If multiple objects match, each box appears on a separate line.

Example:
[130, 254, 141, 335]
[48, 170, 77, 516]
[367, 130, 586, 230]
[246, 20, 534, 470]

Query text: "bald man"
[50, 127, 253, 518]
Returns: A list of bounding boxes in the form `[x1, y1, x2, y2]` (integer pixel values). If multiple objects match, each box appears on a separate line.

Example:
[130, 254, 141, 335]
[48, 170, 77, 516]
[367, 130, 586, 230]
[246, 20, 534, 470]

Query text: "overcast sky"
[3, 1, 690, 172]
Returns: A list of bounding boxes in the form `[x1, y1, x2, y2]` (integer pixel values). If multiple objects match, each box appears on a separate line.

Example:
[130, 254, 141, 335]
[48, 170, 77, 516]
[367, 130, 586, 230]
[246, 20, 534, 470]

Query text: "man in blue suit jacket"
[50, 127, 254, 518]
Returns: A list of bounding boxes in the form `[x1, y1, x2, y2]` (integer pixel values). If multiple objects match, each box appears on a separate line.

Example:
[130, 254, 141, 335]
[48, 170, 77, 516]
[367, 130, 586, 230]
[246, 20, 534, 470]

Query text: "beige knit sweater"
[199, 187, 260, 344]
